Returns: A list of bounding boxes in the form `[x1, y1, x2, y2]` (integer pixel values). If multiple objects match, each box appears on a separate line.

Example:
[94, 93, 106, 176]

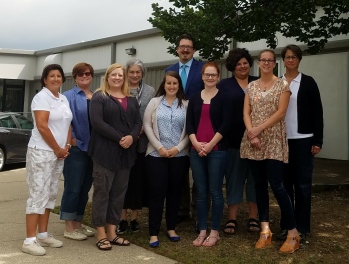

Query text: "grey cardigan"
[88, 91, 142, 170]
[143, 95, 189, 156]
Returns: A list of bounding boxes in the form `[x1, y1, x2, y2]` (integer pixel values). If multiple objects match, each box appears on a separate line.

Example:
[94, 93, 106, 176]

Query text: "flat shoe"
[96, 238, 112, 251]
[149, 240, 159, 248]
[167, 233, 180, 242]
[109, 236, 130, 246]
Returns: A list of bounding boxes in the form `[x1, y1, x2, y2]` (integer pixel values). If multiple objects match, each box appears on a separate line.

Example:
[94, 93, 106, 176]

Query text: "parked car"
[0, 112, 33, 171]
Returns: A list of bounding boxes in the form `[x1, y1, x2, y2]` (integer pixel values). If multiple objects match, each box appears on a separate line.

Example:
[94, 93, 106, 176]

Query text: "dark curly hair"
[225, 48, 253, 72]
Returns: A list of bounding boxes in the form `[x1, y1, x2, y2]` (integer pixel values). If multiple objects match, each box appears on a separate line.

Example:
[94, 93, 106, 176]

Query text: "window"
[15, 115, 33, 130]
[0, 115, 16, 128]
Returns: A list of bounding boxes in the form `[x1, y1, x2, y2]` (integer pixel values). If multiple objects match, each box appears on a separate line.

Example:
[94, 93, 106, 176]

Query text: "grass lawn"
[53, 188, 349, 264]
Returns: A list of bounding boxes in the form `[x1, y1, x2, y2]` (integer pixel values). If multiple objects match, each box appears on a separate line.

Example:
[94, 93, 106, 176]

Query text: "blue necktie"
[180, 64, 187, 90]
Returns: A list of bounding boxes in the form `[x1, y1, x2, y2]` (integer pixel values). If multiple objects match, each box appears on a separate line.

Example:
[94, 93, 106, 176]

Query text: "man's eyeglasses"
[77, 72, 92, 77]
[178, 45, 193, 50]
[285, 56, 298, 61]
[203, 73, 219, 78]
[258, 59, 275, 64]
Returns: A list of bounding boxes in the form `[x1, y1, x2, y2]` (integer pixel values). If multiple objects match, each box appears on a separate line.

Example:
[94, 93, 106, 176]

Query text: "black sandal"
[96, 238, 112, 251]
[223, 219, 238, 235]
[109, 236, 130, 246]
[247, 218, 261, 233]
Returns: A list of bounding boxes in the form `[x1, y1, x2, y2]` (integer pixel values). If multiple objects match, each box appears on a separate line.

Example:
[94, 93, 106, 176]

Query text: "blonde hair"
[97, 63, 130, 96]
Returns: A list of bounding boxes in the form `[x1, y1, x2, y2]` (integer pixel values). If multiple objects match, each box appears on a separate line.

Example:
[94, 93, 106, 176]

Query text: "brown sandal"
[96, 238, 112, 251]
[109, 236, 130, 246]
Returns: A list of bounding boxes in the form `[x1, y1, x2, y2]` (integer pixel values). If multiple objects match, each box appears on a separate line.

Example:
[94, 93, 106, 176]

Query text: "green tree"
[148, 0, 349, 60]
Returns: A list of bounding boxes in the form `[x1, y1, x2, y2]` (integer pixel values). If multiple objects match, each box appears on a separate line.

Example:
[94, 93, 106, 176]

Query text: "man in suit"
[165, 33, 205, 224]
[165, 33, 205, 100]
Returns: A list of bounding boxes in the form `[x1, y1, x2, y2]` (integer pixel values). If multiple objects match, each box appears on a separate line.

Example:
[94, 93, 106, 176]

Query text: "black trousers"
[146, 155, 190, 236]
[249, 159, 296, 230]
[282, 137, 314, 234]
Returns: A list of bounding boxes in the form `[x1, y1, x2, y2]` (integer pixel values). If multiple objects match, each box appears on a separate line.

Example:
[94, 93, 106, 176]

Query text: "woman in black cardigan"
[187, 62, 231, 247]
[88, 63, 142, 250]
[278, 44, 323, 243]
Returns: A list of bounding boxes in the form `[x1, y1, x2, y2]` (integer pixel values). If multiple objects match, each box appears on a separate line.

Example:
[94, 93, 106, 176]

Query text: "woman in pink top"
[186, 62, 231, 247]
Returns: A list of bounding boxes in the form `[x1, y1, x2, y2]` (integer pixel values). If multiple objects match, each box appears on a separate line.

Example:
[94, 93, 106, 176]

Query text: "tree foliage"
[148, 0, 349, 60]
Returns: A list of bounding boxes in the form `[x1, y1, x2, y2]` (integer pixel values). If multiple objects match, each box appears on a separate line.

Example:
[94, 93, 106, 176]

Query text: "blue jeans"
[249, 159, 296, 230]
[225, 148, 256, 205]
[282, 137, 314, 234]
[190, 150, 228, 231]
[60, 146, 93, 222]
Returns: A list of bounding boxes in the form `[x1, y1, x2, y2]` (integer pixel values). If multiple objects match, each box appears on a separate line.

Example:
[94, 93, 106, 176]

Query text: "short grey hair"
[125, 58, 147, 78]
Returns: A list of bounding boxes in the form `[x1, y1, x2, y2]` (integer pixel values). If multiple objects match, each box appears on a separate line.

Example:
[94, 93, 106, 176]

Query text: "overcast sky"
[0, 0, 170, 50]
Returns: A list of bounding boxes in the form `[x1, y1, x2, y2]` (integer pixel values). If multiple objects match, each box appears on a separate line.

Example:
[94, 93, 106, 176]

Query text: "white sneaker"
[64, 230, 87, 240]
[37, 234, 63, 248]
[77, 226, 95, 237]
[22, 240, 46, 256]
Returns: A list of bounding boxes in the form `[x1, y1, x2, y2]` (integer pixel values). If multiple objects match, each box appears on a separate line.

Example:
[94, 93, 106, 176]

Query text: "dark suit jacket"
[88, 91, 142, 170]
[165, 58, 205, 100]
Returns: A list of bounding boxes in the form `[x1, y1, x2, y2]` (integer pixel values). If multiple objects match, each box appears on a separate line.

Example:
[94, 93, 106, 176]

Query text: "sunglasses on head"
[77, 72, 92, 77]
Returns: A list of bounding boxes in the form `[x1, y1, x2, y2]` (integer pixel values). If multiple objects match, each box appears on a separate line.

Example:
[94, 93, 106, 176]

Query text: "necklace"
[259, 78, 275, 92]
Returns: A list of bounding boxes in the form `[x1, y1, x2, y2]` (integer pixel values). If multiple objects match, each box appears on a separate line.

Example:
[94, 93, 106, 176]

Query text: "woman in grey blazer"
[118, 59, 155, 234]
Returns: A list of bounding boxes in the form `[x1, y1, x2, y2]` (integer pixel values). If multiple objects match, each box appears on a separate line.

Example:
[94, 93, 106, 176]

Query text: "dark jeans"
[190, 150, 228, 231]
[60, 146, 93, 222]
[249, 159, 296, 230]
[282, 137, 314, 234]
[146, 155, 190, 236]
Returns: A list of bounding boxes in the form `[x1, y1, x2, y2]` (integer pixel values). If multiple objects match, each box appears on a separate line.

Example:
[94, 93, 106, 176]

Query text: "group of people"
[21, 33, 323, 256]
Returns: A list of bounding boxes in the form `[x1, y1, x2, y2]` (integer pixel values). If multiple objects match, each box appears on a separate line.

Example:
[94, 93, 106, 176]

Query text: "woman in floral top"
[240, 49, 300, 254]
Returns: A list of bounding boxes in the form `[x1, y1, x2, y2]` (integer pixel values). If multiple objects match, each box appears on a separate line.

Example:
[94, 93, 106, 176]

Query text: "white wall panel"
[61, 45, 111, 72]
[0, 55, 36, 80]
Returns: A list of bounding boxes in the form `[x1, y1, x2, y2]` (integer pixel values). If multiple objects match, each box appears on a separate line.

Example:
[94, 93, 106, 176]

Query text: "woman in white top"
[22, 64, 72, 256]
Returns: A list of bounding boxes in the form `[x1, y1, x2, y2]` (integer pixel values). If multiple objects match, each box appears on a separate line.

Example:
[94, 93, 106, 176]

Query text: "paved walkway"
[0, 168, 177, 264]
[0, 158, 347, 263]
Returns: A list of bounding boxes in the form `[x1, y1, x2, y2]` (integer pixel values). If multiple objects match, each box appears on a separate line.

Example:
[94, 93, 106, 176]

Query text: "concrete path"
[0, 168, 177, 264]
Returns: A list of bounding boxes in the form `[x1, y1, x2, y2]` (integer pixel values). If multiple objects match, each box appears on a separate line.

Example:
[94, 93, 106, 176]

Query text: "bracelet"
[66, 143, 72, 149]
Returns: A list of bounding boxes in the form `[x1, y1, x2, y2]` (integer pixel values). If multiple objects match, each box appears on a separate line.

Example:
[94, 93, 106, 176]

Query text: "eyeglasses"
[178, 45, 193, 50]
[258, 59, 275, 64]
[285, 56, 298, 61]
[77, 72, 92, 77]
[203, 73, 219, 78]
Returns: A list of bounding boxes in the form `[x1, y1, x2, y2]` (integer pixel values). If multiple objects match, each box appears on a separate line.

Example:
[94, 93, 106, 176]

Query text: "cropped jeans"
[60, 146, 93, 222]
[190, 150, 228, 231]
[225, 148, 256, 205]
